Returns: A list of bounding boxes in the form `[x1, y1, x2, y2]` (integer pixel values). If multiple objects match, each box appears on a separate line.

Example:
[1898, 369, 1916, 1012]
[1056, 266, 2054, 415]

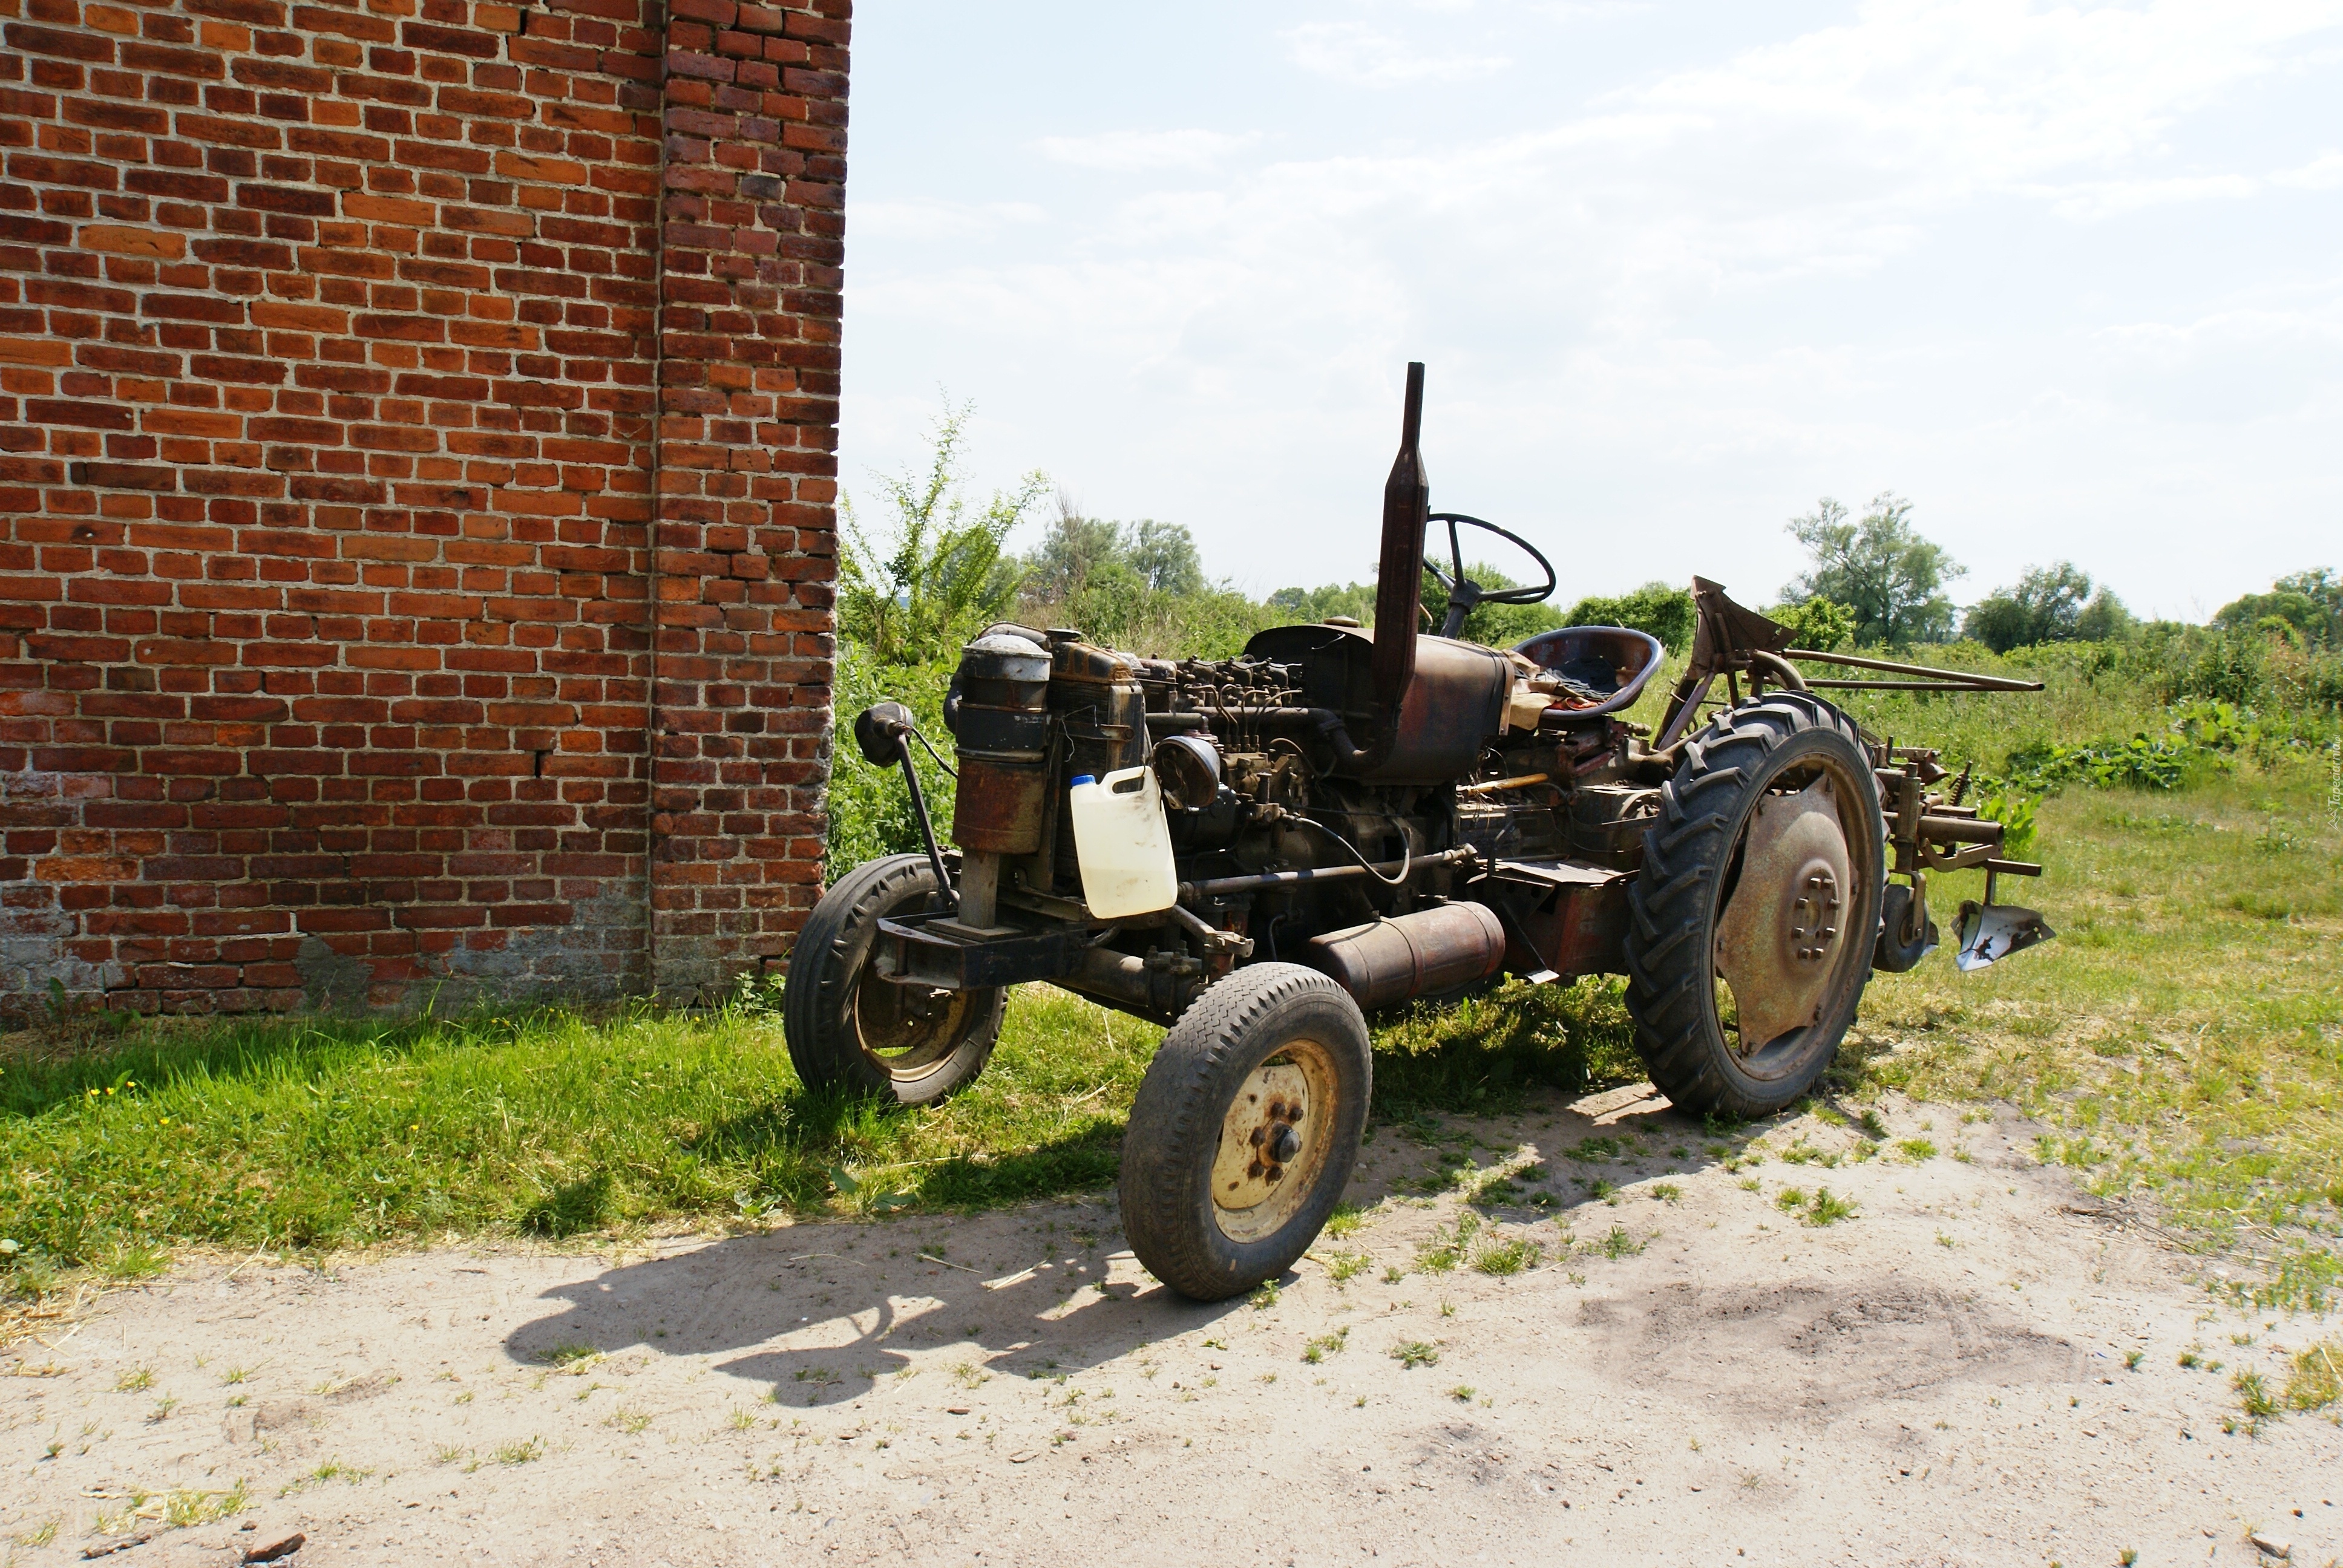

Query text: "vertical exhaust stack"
[1371, 362, 1430, 742]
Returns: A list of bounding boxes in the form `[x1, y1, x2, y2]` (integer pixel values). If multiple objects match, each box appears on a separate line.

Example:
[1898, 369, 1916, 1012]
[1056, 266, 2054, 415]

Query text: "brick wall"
[0, 0, 847, 1018]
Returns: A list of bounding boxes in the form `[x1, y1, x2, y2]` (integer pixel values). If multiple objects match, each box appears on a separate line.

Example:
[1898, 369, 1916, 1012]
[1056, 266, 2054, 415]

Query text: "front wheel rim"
[1210, 1040, 1340, 1244]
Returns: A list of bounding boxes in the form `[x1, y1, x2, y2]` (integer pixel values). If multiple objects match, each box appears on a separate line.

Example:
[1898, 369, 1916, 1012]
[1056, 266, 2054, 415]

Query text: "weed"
[220, 1366, 250, 1385]
[2178, 1349, 2201, 1369]
[164, 1483, 247, 1527]
[2234, 1370, 2280, 1430]
[1898, 1138, 1939, 1161]
[1776, 1187, 1857, 1226]
[1448, 1385, 1475, 1402]
[609, 1408, 652, 1434]
[537, 1342, 599, 1368]
[113, 1365, 153, 1393]
[2283, 1340, 2341, 1412]
[1600, 1226, 1643, 1259]
[2124, 1349, 2143, 1370]
[1323, 1249, 1371, 1285]
[1649, 1182, 1682, 1204]
[1738, 1177, 1761, 1192]
[1472, 1236, 1543, 1276]
[493, 1437, 545, 1465]
[1383, 1264, 1406, 1283]
[1935, 1231, 1956, 1249]
[951, 1362, 990, 1390]
[728, 1408, 757, 1431]
[1303, 1328, 1350, 1364]
[1389, 1341, 1440, 1370]
[433, 1444, 466, 1465]
[1325, 1202, 1367, 1240]
[1250, 1280, 1281, 1311]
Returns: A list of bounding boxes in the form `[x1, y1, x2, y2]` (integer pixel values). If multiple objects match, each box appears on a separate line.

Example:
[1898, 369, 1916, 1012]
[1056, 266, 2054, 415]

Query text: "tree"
[2216, 568, 2341, 646]
[1126, 519, 1205, 597]
[1563, 581, 1697, 652]
[2071, 587, 2134, 644]
[1763, 596, 1856, 652]
[1780, 494, 1963, 646]
[1420, 562, 1567, 648]
[1266, 581, 1376, 624]
[838, 400, 1049, 666]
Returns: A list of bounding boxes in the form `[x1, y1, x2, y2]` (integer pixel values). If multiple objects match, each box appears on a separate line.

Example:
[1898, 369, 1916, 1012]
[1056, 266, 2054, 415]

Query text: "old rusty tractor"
[785, 364, 2053, 1301]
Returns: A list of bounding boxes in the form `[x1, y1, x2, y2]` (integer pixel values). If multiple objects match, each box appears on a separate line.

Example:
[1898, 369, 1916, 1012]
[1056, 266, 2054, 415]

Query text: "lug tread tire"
[781, 854, 1005, 1104]
[1624, 694, 1884, 1120]
[1119, 963, 1371, 1302]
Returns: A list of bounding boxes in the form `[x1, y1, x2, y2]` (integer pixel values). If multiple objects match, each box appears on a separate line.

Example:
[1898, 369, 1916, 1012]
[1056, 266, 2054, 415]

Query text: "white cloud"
[1035, 129, 1259, 172]
[1282, 20, 1510, 85]
[843, 1, 2343, 616]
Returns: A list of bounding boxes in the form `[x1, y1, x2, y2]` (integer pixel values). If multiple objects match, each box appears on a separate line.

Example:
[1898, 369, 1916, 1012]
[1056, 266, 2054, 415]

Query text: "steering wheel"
[1423, 512, 1558, 640]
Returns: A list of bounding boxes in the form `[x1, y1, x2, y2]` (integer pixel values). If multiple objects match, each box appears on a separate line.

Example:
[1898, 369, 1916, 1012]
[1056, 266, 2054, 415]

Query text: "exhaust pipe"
[1366, 362, 1430, 772]
[1307, 901, 1506, 1011]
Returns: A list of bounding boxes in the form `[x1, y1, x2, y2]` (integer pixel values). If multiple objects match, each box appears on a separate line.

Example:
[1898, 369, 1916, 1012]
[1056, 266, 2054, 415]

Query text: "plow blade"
[1953, 900, 2056, 971]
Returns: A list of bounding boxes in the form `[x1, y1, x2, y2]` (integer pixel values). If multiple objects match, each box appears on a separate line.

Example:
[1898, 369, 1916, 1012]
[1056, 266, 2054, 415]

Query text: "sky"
[834, 1, 2343, 624]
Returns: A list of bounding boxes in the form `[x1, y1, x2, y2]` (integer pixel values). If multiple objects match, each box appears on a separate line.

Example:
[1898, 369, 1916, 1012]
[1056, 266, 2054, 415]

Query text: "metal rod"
[1784, 648, 2043, 692]
[897, 754, 957, 911]
[1919, 814, 2002, 844]
[1459, 772, 1550, 794]
[1183, 846, 1479, 901]
[1803, 679, 2034, 692]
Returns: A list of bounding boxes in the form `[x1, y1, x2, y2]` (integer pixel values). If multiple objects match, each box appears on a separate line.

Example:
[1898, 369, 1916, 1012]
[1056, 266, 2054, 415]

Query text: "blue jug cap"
[1069, 773, 1095, 787]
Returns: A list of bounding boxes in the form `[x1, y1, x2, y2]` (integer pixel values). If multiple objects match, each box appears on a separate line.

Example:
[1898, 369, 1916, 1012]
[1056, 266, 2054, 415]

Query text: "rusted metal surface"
[953, 757, 1048, 854]
[1786, 647, 2045, 693]
[1370, 361, 1429, 752]
[1211, 1041, 1340, 1243]
[1714, 777, 1852, 1052]
[1477, 859, 1630, 978]
[1306, 901, 1506, 1011]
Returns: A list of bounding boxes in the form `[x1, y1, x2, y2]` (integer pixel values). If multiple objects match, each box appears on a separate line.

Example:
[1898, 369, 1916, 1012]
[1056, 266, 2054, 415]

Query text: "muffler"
[1307, 902, 1507, 1011]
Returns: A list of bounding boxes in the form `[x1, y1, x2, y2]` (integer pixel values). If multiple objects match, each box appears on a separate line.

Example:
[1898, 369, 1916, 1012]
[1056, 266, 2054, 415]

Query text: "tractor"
[784, 364, 2053, 1302]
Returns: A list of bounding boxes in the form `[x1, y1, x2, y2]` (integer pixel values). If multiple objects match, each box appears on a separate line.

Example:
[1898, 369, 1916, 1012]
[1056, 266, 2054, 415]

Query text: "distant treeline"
[827, 407, 2339, 866]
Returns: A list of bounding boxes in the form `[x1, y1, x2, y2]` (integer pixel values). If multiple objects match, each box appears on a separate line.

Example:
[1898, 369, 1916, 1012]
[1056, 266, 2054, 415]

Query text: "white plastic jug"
[1067, 765, 1179, 918]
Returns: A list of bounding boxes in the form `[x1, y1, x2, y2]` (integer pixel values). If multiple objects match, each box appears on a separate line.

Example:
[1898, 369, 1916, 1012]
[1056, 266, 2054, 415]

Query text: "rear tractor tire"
[1624, 694, 1886, 1120]
[1119, 964, 1372, 1302]
[782, 854, 1005, 1105]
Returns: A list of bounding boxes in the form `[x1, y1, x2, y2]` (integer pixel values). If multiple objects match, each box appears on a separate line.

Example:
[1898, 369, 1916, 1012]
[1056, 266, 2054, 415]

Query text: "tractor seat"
[1510, 626, 1666, 719]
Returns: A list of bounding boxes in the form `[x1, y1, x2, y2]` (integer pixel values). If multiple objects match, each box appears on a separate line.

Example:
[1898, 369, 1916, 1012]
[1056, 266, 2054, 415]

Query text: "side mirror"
[853, 701, 915, 767]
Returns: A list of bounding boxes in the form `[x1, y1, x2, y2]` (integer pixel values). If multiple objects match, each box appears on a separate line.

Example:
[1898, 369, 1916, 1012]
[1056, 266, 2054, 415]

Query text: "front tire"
[782, 854, 1005, 1104]
[1624, 694, 1885, 1119]
[1118, 964, 1371, 1302]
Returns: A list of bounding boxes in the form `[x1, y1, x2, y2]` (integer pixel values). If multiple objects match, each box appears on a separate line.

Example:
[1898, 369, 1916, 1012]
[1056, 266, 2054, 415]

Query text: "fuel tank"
[1244, 624, 1512, 785]
[1306, 901, 1508, 1011]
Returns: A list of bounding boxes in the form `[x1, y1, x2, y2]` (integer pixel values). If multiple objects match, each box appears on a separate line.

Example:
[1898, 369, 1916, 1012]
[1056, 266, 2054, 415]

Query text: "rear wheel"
[1118, 964, 1371, 1302]
[782, 854, 1004, 1104]
[1624, 694, 1885, 1119]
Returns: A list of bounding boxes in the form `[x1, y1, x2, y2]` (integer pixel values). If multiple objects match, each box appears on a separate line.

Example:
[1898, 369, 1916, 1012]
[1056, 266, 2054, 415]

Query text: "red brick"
[0, 0, 846, 1022]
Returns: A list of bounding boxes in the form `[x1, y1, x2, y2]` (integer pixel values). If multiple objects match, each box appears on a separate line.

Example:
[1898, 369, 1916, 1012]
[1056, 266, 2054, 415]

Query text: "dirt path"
[6, 1085, 2338, 1567]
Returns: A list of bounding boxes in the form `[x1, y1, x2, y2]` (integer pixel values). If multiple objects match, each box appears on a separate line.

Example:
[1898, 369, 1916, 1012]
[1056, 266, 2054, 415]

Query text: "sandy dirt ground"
[5, 1081, 2339, 1568]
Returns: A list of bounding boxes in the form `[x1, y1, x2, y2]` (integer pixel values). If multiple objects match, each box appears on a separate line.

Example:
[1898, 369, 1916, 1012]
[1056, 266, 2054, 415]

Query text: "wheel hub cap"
[1715, 777, 1853, 1053]
[1209, 1050, 1338, 1244]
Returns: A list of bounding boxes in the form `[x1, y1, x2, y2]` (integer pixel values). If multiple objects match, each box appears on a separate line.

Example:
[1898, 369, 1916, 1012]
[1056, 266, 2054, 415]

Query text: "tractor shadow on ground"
[504, 1043, 1849, 1403]
[504, 1198, 1251, 1405]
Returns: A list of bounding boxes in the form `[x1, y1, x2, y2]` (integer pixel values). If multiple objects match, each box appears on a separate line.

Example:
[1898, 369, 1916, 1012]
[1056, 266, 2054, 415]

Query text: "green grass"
[1850, 759, 2343, 1308]
[2, 965, 1647, 1293]
[3, 678, 2336, 1319]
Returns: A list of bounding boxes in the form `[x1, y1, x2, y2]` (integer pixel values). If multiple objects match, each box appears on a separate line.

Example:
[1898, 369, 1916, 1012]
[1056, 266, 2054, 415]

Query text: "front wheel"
[1118, 964, 1371, 1302]
[782, 854, 1005, 1104]
[1624, 694, 1886, 1119]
